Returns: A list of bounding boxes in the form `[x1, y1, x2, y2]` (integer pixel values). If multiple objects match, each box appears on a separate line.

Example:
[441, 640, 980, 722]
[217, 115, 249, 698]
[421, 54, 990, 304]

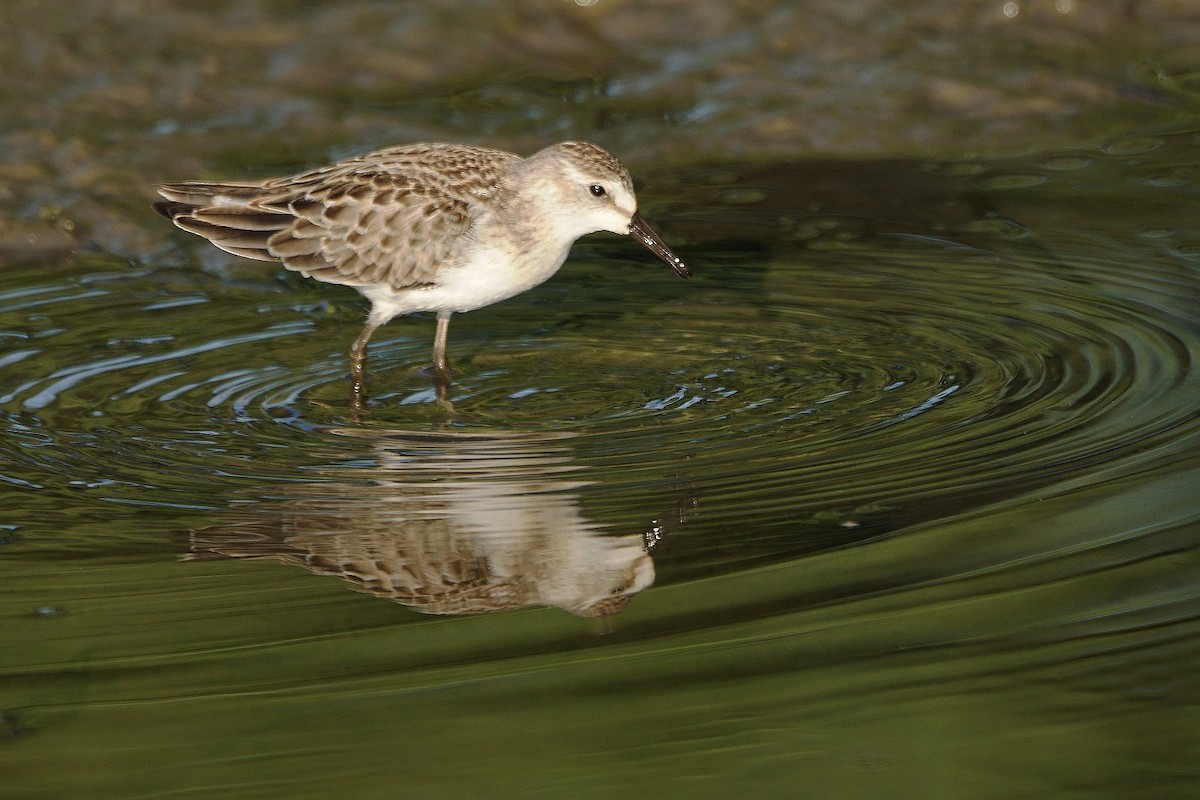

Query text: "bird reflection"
[189, 429, 677, 618]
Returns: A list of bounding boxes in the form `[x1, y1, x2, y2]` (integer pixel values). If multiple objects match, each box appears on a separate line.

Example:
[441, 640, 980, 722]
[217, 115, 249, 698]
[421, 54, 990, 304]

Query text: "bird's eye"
[589, 184, 607, 198]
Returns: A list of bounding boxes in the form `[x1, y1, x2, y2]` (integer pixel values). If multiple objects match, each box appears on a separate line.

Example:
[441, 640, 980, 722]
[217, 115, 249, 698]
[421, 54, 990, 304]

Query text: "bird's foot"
[349, 355, 369, 422]
[417, 361, 452, 379]
[349, 380, 368, 423]
[428, 364, 454, 413]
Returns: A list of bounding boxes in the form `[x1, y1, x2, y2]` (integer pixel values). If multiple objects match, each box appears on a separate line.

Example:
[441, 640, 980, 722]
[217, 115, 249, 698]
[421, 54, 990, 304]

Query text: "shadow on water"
[2, 126, 1200, 797]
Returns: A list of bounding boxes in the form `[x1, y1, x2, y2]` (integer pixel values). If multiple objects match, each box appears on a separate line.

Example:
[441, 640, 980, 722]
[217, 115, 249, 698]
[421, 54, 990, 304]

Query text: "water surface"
[3, 123, 1199, 797]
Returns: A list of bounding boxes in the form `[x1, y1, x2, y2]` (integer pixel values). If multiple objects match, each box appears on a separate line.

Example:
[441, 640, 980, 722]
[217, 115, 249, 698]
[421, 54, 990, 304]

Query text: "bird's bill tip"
[628, 212, 691, 278]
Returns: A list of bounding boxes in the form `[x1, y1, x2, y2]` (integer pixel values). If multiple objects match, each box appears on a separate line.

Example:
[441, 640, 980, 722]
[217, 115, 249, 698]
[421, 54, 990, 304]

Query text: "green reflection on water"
[4, 124, 1200, 797]
[4, 461, 1198, 798]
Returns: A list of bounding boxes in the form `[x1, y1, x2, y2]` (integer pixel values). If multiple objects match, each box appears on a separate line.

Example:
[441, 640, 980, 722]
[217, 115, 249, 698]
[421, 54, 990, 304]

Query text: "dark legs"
[431, 311, 452, 376]
[347, 310, 455, 419]
[349, 319, 382, 419]
[431, 311, 454, 412]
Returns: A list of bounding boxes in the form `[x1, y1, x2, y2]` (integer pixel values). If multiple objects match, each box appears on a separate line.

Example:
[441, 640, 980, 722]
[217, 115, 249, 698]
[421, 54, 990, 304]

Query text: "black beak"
[628, 212, 691, 278]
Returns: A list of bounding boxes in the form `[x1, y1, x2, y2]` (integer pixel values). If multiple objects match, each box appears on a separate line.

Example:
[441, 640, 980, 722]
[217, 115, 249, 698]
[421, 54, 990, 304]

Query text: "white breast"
[359, 238, 573, 316]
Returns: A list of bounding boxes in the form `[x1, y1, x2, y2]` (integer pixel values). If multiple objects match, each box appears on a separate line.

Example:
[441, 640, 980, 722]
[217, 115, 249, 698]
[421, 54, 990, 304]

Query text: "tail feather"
[189, 205, 295, 231]
[157, 181, 266, 205]
[170, 214, 277, 261]
[155, 182, 298, 263]
[173, 217, 274, 250]
[153, 200, 193, 220]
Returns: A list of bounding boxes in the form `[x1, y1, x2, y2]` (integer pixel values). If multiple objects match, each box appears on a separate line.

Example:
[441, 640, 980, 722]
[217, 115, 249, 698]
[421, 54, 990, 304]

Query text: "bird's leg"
[432, 368, 454, 413]
[349, 319, 381, 418]
[431, 311, 453, 377]
[425, 312, 454, 413]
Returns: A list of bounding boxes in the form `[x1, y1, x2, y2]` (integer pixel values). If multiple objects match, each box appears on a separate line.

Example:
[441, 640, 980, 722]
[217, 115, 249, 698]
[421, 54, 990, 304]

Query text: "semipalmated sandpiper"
[154, 141, 689, 406]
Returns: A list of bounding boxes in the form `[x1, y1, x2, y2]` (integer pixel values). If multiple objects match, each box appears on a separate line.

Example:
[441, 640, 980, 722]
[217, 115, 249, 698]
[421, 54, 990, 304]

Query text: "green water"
[4, 2, 1200, 798]
[4, 127, 1199, 798]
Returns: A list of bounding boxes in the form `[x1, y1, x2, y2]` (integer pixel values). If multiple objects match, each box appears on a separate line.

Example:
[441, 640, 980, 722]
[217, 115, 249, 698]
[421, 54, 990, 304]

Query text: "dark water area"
[3, 2, 1200, 798]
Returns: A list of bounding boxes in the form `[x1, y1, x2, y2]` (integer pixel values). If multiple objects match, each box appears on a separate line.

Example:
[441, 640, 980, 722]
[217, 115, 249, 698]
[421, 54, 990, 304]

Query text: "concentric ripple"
[1, 129, 1198, 573]
[4, 128, 1200, 800]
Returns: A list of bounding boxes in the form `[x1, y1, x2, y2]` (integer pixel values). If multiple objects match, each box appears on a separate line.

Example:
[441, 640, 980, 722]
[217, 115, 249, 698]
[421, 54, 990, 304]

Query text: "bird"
[153, 140, 690, 408]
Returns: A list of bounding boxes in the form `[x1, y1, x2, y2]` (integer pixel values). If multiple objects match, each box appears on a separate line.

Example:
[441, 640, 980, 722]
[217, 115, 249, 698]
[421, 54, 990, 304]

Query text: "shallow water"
[3, 118, 1200, 796]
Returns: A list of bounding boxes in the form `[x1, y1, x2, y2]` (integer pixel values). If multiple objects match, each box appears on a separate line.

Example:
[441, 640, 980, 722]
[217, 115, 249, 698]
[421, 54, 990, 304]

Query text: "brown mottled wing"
[188, 516, 532, 615]
[268, 174, 473, 288]
[157, 144, 518, 289]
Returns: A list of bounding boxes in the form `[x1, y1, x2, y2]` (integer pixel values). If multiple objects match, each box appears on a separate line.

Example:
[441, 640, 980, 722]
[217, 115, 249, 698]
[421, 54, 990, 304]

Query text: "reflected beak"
[628, 212, 691, 278]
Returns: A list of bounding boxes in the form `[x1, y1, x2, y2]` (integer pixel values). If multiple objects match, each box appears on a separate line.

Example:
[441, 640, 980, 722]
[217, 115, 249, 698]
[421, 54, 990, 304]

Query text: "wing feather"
[155, 144, 519, 289]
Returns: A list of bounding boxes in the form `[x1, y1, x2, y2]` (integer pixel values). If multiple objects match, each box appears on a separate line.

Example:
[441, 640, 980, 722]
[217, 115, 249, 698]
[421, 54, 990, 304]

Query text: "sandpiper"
[154, 141, 690, 405]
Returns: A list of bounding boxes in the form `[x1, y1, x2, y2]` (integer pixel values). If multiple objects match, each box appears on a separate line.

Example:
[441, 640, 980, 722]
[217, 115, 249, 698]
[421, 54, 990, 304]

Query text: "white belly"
[359, 240, 572, 320]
